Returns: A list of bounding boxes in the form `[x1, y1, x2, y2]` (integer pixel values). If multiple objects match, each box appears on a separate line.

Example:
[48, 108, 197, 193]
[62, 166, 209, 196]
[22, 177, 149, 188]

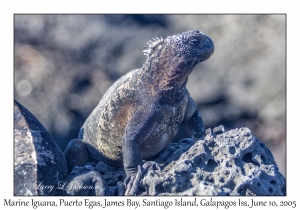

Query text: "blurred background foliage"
[14, 14, 286, 176]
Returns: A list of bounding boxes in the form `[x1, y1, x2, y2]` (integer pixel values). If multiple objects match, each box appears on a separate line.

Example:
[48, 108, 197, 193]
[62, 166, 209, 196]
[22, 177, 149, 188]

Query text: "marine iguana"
[64, 30, 214, 195]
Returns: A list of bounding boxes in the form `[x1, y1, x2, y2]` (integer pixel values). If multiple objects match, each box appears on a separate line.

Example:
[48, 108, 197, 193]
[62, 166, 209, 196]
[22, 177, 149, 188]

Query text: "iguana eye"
[189, 39, 199, 46]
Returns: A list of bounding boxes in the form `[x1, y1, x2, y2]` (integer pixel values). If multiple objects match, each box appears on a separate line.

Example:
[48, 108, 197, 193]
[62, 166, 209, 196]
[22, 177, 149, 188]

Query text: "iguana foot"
[118, 165, 143, 196]
[118, 162, 162, 196]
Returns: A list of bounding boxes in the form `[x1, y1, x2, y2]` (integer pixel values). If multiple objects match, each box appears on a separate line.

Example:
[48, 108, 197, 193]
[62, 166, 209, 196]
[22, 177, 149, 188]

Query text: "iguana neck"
[141, 45, 191, 96]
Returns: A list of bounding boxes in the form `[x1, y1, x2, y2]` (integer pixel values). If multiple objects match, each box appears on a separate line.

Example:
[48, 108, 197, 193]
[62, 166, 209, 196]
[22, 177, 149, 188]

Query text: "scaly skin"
[64, 30, 214, 194]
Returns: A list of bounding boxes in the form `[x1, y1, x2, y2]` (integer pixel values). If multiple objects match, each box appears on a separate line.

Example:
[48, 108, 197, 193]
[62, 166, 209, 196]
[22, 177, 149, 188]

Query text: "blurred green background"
[14, 14, 286, 176]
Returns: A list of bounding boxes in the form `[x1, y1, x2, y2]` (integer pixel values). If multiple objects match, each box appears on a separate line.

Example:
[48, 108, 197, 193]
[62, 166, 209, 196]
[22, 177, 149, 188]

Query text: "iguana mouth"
[196, 34, 214, 62]
[197, 45, 214, 62]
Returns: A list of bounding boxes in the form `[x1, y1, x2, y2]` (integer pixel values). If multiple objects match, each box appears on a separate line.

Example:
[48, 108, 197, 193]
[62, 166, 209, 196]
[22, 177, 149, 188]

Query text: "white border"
[1, 1, 299, 209]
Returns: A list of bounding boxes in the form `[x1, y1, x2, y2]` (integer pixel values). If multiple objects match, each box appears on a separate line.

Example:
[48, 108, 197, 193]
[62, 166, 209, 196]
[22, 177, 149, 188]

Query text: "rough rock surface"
[141, 127, 286, 196]
[63, 126, 285, 196]
[14, 100, 68, 195]
[159, 181, 238, 196]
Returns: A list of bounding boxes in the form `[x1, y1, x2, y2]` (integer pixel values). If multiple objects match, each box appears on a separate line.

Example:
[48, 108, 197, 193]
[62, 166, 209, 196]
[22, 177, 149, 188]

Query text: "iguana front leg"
[119, 104, 159, 195]
[183, 97, 206, 140]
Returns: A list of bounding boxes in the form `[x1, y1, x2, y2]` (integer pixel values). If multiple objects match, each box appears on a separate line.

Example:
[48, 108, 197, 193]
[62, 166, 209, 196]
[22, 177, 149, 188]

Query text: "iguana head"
[143, 30, 214, 91]
[173, 30, 214, 61]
